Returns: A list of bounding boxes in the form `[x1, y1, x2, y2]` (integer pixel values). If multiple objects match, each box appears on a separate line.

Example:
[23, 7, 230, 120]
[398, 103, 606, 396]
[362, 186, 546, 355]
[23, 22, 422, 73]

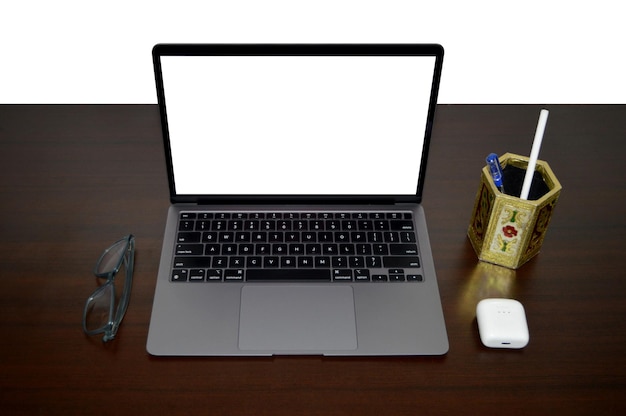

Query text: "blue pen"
[486, 153, 505, 193]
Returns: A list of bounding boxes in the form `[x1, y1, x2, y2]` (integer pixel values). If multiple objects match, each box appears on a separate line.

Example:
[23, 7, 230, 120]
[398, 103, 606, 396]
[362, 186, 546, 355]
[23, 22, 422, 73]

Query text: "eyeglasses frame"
[82, 234, 135, 342]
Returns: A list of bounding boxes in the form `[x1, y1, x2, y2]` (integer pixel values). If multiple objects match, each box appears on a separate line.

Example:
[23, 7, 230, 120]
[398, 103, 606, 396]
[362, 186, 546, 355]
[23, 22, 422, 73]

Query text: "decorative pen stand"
[467, 153, 562, 269]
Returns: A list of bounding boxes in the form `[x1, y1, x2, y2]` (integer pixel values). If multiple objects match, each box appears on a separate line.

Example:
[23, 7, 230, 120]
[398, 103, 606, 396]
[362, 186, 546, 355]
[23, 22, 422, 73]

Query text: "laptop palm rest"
[238, 285, 357, 352]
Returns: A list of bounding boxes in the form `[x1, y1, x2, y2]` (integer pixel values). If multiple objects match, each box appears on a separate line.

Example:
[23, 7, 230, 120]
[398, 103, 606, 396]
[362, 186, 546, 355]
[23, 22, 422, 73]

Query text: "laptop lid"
[153, 44, 443, 204]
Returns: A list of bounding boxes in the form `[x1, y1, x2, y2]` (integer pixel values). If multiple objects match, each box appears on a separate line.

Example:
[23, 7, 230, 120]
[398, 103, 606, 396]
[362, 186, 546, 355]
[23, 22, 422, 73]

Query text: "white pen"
[520, 109, 549, 200]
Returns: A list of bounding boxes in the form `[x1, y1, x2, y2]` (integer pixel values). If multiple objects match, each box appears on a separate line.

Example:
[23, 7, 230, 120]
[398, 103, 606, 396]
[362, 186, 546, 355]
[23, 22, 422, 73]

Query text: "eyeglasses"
[83, 235, 135, 342]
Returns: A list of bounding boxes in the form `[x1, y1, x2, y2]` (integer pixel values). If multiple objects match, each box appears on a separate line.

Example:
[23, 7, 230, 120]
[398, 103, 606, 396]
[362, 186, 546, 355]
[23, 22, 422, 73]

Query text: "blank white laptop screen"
[160, 55, 436, 195]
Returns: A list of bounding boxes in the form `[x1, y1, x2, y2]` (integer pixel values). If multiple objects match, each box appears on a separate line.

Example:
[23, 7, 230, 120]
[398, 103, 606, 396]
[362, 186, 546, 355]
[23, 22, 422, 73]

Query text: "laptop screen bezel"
[153, 43, 444, 205]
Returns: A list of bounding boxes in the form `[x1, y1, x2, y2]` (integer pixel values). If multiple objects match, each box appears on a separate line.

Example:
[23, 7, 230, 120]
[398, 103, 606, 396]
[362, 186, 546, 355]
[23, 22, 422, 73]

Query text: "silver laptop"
[147, 44, 448, 356]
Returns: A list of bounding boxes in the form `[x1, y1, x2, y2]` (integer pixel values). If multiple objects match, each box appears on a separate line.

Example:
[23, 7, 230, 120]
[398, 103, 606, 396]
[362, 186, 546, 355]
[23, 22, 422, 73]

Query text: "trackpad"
[239, 285, 357, 352]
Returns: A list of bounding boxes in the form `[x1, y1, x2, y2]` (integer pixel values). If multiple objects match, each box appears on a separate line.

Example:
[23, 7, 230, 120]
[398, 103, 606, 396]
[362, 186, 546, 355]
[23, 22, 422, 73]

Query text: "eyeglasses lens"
[84, 283, 114, 332]
[95, 239, 128, 276]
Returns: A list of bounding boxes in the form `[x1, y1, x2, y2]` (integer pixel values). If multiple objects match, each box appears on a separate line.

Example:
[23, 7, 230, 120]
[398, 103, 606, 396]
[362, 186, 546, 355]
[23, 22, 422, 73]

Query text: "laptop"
[147, 43, 448, 356]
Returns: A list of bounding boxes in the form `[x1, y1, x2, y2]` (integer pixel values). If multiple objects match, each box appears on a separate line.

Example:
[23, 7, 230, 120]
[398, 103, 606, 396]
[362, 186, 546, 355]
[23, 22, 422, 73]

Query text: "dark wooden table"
[1, 104, 625, 415]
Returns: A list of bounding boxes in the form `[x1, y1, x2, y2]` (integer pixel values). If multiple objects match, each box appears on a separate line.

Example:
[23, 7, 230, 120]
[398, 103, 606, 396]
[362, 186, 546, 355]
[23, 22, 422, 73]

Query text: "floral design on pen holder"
[490, 206, 529, 255]
[468, 153, 562, 269]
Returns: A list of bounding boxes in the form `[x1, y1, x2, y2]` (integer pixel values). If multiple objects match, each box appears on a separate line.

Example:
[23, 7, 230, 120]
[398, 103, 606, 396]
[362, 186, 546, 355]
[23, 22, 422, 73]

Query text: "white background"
[2, 0, 624, 104]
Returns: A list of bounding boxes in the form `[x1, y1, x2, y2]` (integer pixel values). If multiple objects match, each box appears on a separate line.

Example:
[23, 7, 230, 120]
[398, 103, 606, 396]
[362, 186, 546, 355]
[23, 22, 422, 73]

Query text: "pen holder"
[467, 153, 562, 269]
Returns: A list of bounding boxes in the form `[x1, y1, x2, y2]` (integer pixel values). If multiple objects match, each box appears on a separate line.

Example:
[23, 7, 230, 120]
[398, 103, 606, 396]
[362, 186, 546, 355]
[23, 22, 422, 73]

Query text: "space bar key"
[246, 269, 331, 282]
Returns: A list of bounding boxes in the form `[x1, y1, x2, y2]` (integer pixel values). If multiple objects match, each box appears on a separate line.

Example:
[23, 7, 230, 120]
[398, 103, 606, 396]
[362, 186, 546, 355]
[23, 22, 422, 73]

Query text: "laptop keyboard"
[171, 211, 424, 283]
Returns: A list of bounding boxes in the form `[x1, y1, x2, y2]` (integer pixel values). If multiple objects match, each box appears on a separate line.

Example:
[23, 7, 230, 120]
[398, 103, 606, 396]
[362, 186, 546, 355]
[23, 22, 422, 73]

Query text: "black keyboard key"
[339, 244, 355, 255]
[222, 244, 237, 255]
[373, 244, 388, 255]
[173, 257, 211, 268]
[384, 232, 400, 243]
[390, 220, 414, 231]
[218, 232, 234, 242]
[196, 220, 210, 231]
[384, 231, 400, 243]
[235, 232, 251, 242]
[206, 269, 223, 282]
[229, 257, 245, 268]
[177, 232, 201, 243]
[212, 257, 228, 268]
[298, 257, 314, 267]
[358, 220, 373, 230]
[374, 220, 390, 230]
[318, 232, 333, 242]
[309, 220, 324, 231]
[261, 220, 276, 231]
[189, 269, 206, 282]
[179, 220, 195, 231]
[355, 244, 372, 255]
[323, 244, 338, 255]
[302, 232, 317, 242]
[269, 232, 284, 242]
[205, 244, 220, 255]
[332, 256, 348, 268]
[335, 232, 350, 242]
[289, 244, 304, 255]
[407, 274, 423, 282]
[272, 244, 288, 255]
[264, 257, 279, 268]
[238, 244, 254, 255]
[389, 274, 406, 282]
[342, 220, 357, 230]
[367, 232, 383, 243]
[326, 220, 340, 230]
[256, 244, 270, 255]
[354, 269, 370, 281]
[202, 232, 218, 243]
[400, 231, 417, 243]
[366, 256, 382, 268]
[277, 220, 291, 231]
[246, 269, 331, 282]
[349, 256, 365, 268]
[172, 269, 188, 282]
[285, 232, 300, 242]
[306, 244, 321, 255]
[333, 269, 352, 281]
[294, 220, 308, 231]
[315, 256, 331, 267]
[281, 257, 297, 267]
[176, 244, 203, 255]
[244, 220, 260, 230]
[228, 220, 244, 230]
[389, 244, 419, 255]
[252, 232, 267, 242]
[224, 269, 244, 281]
[212, 220, 227, 230]
[246, 257, 262, 268]
[383, 256, 420, 268]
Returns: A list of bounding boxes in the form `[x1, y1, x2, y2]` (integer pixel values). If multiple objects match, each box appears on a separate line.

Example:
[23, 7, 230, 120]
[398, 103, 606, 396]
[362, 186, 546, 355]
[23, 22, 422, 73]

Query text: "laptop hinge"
[184, 196, 404, 205]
